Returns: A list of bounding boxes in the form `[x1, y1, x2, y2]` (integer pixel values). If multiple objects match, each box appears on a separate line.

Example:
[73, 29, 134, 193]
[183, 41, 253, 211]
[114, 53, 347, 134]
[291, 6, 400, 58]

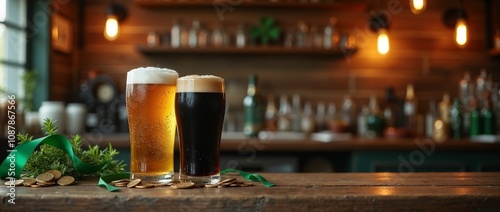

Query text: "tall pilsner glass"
[176, 75, 225, 185]
[126, 67, 179, 183]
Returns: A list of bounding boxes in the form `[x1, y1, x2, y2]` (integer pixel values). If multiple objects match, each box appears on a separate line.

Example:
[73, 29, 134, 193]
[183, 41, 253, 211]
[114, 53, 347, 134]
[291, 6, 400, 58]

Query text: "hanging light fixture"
[443, 1, 468, 48]
[410, 0, 426, 14]
[104, 1, 127, 41]
[369, 13, 390, 55]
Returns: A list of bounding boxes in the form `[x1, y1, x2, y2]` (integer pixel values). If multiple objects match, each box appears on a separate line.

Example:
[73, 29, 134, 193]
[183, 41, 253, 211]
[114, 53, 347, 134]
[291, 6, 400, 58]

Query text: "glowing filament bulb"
[377, 29, 389, 55]
[455, 18, 468, 47]
[104, 15, 119, 41]
[410, 0, 426, 14]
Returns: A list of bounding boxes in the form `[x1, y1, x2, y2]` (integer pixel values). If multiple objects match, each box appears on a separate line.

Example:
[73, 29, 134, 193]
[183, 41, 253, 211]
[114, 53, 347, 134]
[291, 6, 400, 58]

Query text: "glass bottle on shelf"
[265, 94, 278, 132]
[469, 98, 482, 136]
[301, 101, 315, 134]
[243, 74, 264, 138]
[236, 23, 247, 48]
[198, 25, 209, 48]
[147, 31, 160, 47]
[277, 95, 292, 131]
[450, 98, 464, 139]
[211, 25, 223, 47]
[171, 19, 181, 48]
[357, 105, 369, 137]
[284, 28, 294, 48]
[323, 17, 339, 49]
[188, 20, 200, 48]
[366, 96, 386, 138]
[310, 25, 323, 49]
[295, 21, 308, 48]
[290, 94, 302, 132]
[404, 84, 417, 134]
[315, 102, 327, 132]
[481, 98, 496, 135]
[180, 21, 189, 48]
[340, 95, 355, 132]
[425, 101, 437, 138]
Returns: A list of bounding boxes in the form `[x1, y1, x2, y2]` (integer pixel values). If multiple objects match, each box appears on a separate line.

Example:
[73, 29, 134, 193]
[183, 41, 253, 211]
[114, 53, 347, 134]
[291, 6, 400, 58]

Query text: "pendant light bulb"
[410, 0, 426, 14]
[377, 29, 390, 55]
[104, 15, 119, 41]
[454, 18, 468, 47]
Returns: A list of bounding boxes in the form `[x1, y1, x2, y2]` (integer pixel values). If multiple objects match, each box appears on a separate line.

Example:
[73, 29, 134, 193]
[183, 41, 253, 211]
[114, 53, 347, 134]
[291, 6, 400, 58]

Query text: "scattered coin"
[171, 182, 195, 189]
[111, 179, 130, 184]
[46, 170, 62, 180]
[221, 178, 237, 184]
[36, 173, 55, 183]
[37, 181, 56, 186]
[135, 184, 155, 189]
[4, 179, 24, 186]
[127, 179, 142, 188]
[30, 184, 45, 188]
[22, 178, 36, 187]
[152, 182, 172, 187]
[57, 176, 75, 186]
[113, 182, 128, 187]
[205, 183, 218, 188]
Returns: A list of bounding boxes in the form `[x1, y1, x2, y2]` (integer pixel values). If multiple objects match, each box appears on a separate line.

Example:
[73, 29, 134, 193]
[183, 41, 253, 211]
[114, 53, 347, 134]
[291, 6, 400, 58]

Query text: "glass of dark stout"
[175, 75, 225, 185]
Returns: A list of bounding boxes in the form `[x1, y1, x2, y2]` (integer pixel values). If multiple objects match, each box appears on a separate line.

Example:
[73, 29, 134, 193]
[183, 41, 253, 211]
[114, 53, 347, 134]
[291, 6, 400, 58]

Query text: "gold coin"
[36, 173, 55, 182]
[113, 182, 128, 187]
[205, 184, 218, 188]
[57, 176, 75, 186]
[221, 178, 236, 184]
[4, 179, 23, 186]
[30, 184, 45, 188]
[171, 182, 195, 189]
[45, 170, 62, 180]
[135, 184, 154, 189]
[229, 183, 241, 187]
[111, 179, 130, 184]
[152, 182, 172, 187]
[127, 179, 142, 188]
[37, 181, 56, 186]
[23, 178, 36, 187]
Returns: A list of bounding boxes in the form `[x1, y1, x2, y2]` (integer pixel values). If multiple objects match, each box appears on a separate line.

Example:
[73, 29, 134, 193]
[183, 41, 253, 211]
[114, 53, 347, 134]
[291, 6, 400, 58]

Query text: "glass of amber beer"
[176, 75, 225, 185]
[126, 67, 179, 183]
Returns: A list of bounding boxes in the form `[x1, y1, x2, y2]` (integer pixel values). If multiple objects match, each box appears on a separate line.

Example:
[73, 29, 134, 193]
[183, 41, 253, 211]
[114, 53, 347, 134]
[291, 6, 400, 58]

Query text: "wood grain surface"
[1, 172, 499, 211]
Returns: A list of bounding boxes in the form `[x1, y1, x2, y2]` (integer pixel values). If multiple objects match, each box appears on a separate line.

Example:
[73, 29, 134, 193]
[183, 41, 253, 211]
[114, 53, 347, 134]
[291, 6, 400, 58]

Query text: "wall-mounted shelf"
[136, 45, 357, 56]
[135, 0, 368, 12]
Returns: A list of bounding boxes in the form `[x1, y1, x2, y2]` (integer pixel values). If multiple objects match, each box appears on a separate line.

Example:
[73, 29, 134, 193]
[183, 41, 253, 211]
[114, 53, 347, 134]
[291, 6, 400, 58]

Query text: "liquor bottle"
[481, 99, 496, 135]
[404, 84, 417, 134]
[449, 98, 464, 138]
[290, 94, 302, 132]
[171, 19, 181, 48]
[340, 95, 355, 131]
[277, 95, 292, 131]
[469, 98, 482, 136]
[323, 17, 339, 49]
[243, 74, 264, 138]
[357, 106, 369, 137]
[301, 101, 315, 134]
[264, 94, 278, 132]
[315, 102, 327, 131]
[366, 96, 386, 138]
[425, 101, 437, 138]
[384, 87, 398, 128]
[188, 20, 200, 48]
[236, 24, 247, 48]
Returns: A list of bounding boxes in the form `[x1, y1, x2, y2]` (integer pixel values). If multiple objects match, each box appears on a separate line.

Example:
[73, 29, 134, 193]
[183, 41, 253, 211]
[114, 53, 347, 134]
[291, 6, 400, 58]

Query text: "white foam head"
[127, 67, 179, 84]
[177, 75, 224, 93]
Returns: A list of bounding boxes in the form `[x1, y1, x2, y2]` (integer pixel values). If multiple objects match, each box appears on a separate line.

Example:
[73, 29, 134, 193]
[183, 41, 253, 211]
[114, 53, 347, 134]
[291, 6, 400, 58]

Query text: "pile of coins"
[4, 170, 75, 188]
[110, 178, 172, 189]
[109, 178, 254, 189]
[205, 178, 254, 188]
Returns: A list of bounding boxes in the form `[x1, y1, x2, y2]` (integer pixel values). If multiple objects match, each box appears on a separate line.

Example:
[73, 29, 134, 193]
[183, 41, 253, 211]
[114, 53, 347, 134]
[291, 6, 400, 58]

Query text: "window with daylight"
[0, 0, 27, 101]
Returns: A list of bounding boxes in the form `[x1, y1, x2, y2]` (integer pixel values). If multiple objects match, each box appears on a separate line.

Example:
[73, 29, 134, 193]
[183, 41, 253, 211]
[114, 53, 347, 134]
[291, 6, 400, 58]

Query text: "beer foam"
[127, 67, 179, 84]
[177, 75, 224, 93]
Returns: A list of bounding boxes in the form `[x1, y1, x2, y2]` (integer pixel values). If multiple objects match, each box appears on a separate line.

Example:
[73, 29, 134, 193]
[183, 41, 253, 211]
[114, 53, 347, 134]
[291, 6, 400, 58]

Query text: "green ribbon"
[98, 172, 131, 192]
[98, 169, 275, 192]
[221, 168, 275, 187]
[0, 134, 107, 179]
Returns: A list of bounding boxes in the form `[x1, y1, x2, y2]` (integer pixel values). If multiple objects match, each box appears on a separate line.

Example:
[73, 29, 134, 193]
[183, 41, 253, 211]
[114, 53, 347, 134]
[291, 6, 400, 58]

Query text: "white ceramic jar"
[65, 103, 87, 135]
[38, 101, 65, 133]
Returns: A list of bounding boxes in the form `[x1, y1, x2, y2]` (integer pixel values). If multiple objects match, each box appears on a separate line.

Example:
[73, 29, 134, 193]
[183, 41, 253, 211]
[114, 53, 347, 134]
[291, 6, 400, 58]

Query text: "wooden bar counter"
[2, 172, 500, 211]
